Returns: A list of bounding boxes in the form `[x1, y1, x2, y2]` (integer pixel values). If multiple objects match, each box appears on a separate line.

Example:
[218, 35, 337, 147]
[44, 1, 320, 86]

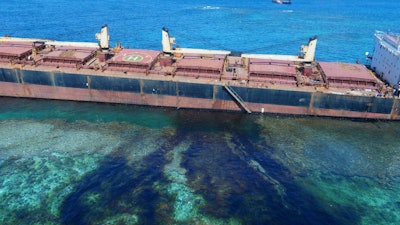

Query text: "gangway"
[224, 85, 252, 113]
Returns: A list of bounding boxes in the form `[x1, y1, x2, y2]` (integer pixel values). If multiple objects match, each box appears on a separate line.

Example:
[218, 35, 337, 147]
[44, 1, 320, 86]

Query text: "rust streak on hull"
[390, 99, 400, 120]
[0, 82, 395, 120]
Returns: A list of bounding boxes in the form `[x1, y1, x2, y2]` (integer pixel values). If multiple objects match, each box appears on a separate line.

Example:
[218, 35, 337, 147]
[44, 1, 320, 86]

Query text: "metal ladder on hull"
[224, 85, 252, 114]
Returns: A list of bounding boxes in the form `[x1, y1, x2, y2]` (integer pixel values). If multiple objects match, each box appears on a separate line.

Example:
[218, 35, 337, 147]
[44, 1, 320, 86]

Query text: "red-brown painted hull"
[1, 82, 398, 120]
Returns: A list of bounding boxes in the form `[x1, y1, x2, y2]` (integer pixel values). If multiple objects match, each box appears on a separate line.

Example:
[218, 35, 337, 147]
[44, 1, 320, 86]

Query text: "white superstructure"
[161, 28, 317, 62]
[95, 24, 110, 51]
[0, 26, 107, 49]
[162, 27, 231, 55]
[242, 36, 317, 62]
[371, 31, 400, 85]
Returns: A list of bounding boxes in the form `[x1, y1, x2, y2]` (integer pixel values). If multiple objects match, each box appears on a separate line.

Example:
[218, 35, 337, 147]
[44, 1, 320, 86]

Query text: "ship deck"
[0, 39, 387, 98]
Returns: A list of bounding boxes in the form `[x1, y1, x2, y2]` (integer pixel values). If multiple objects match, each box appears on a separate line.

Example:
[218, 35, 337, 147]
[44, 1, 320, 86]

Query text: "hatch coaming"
[0, 26, 386, 99]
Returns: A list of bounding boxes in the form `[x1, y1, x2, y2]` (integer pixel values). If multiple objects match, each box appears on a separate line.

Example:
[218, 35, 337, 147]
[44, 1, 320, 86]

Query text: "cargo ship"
[0, 25, 399, 120]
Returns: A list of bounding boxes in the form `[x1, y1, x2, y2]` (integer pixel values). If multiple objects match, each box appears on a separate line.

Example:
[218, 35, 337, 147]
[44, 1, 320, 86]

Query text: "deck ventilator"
[223, 85, 252, 113]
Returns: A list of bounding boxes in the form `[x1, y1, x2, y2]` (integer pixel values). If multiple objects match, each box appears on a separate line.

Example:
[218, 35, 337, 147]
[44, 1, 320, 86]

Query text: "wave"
[200, 6, 221, 10]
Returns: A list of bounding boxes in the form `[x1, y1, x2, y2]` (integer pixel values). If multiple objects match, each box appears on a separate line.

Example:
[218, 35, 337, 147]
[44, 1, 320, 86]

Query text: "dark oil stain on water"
[60, 143, 172, 224]
[1, 97, 399, 224]
[55, 104, 354, 225]
[179, 129, 355, 224]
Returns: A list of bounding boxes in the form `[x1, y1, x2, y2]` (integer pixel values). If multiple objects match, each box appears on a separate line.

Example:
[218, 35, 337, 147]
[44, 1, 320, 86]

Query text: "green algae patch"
[0, 153, 105, 224]
[255, 116, 400, 225]
[0, 119, 163, 224]
[94, 213, 139, 225]
[296, 173, 400, 225]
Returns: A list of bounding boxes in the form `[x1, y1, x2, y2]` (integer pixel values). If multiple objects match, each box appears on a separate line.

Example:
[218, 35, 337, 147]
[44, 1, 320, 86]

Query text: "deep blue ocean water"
[1, 0, 400, 224]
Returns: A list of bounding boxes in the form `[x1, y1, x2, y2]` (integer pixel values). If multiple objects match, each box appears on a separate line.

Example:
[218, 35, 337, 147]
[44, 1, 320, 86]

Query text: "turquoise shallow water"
[1, 0, 400, 224]
[0, 97, 400, 224]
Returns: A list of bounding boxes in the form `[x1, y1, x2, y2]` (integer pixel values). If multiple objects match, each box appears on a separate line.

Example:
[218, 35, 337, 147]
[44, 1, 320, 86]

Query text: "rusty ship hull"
[0, 26, 399, 120]
[0, 67, 398, 120]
